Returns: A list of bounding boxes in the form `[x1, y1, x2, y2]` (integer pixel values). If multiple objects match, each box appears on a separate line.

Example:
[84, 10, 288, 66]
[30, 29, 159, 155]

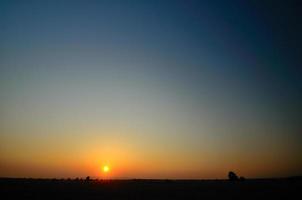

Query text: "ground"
[1, 178, 301, 199]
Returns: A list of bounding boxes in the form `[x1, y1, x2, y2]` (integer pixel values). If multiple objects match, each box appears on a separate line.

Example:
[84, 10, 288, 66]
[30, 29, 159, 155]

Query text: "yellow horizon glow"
[0, 121, 300, 179]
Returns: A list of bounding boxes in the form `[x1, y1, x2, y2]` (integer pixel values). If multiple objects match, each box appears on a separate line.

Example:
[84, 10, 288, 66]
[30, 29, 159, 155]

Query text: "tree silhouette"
[228, 171, 239, 181]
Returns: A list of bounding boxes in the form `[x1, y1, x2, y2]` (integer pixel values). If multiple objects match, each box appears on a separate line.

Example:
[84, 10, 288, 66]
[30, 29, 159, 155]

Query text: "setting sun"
[103, 165, 110, 173]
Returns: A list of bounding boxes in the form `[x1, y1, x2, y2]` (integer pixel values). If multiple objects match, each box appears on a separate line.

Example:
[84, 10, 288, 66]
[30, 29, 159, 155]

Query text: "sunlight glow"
[103, 165, 110, 173]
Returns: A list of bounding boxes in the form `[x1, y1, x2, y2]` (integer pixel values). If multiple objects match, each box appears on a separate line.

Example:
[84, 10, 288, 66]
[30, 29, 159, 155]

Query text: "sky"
[0, 0, 301, 179]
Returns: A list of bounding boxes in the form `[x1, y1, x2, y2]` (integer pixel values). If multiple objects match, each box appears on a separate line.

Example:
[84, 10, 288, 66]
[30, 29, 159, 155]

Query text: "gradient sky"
[0, 0, 301, 179]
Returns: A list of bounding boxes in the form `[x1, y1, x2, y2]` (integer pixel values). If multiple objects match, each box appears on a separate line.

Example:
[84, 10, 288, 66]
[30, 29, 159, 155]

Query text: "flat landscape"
[1, 1, 301, 200]
[1, 178, 301, 199]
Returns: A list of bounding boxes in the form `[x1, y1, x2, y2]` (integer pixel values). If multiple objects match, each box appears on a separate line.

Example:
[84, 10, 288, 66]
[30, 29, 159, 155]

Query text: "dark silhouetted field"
[1, 177, 301, 199]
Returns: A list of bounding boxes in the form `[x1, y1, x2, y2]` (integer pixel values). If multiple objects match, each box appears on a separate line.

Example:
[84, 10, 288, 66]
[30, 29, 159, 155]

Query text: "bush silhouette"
[228, 171, 239, 181]
[86, 176, 90, 181]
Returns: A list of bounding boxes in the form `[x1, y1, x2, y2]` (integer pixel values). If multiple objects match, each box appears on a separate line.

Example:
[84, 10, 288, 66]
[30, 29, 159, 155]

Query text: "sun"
[103, 165, 110, 173]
